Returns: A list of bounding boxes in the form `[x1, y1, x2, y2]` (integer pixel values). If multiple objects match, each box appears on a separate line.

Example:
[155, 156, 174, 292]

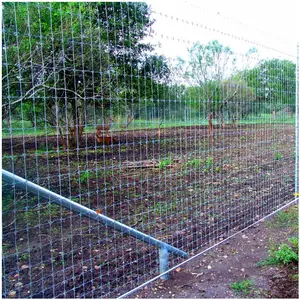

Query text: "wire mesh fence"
[1, 1, 298, 298]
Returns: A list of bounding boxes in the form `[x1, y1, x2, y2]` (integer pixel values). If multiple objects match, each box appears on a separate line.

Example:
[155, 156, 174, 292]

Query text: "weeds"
[215, 166, 221, 172]
[185, 158, 203, 168]
[205, 156, 213, 168]
[288, 236, 298, 249]
[2, 244, 11, 255]
[258, 237, 298, 266]
[272, 243, 298, 264]
[204, 156, 213, 173]
[19, 252, 29, 261]
[80, 170, 91, 184]
[268, 206, 298, 229]
[158, 158, 172, 169]
[150, 200, 177, 215]
[230, 279, 253, 295]
[274, 152, 283, 160]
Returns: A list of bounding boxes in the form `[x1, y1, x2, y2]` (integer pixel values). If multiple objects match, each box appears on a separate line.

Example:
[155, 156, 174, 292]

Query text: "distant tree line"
[2, 2, 296, 148]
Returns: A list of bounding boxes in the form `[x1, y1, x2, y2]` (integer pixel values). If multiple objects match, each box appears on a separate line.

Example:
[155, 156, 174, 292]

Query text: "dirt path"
[135, 203, 298, 299]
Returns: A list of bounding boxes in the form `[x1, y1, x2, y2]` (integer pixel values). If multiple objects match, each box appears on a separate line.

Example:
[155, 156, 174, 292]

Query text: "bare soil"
[2, 124, 296, 298]
[134, 204, 298, 299]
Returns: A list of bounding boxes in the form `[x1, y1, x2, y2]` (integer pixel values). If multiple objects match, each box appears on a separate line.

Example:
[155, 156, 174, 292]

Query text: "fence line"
[2, 2, 298, 298]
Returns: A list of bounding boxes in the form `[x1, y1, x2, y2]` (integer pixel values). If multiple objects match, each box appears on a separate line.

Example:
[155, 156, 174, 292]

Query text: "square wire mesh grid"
[2, 2, 298, 298]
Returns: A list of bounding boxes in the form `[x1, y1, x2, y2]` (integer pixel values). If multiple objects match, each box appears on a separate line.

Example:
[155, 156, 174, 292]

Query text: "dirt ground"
[2, 124, 296, 298]
[135, 204, 299, 299]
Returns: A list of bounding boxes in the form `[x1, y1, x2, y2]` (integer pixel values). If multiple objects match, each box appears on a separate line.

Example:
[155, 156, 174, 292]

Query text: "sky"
[145, 0, 299, 63]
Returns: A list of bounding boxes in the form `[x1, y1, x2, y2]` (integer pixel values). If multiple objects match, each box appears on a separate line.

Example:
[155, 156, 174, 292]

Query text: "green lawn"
[2, 114, 296, 138]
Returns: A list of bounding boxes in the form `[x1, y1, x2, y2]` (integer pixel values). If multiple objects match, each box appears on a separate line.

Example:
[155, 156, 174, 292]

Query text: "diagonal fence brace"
[2, 169, 188, 279]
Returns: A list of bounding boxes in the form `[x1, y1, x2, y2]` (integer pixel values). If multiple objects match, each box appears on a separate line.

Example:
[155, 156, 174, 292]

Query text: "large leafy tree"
[174, 40, 260, 127]
[177, 40, 245, 126]
[241, 59, 296, 114]
[2, 2, 169, 147]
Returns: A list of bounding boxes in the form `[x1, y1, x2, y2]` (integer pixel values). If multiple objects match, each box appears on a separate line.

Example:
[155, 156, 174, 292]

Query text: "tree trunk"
[208, 112, 214, 144]
[68, 125, 84, 148]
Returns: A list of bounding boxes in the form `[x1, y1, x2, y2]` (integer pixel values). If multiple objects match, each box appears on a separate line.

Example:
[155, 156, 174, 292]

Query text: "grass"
[258, 205, 298, 267]
[2, 113, 295, 138]
[230, 279, 253, 295]
[267, 205, 298, 229]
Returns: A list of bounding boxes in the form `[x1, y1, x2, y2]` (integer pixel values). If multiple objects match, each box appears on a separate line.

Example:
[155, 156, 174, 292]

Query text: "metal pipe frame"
[2, 169, 188, 279]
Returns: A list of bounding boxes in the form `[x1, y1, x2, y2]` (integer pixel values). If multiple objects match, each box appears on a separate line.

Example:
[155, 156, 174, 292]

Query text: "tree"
[2, 2, 167, 147]
[175, 40, 259, 129]
[241, 59, 296, 115]
[177, 40, 237, 130]
[218, 80, 256, 124]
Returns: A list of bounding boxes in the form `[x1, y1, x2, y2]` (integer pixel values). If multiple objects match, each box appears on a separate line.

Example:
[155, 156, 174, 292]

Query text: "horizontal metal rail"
[2, 169, 188, 261]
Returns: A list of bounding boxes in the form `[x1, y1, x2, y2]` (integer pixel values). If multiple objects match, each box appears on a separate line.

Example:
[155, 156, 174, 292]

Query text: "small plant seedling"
[80, 170, 91, 184]
[274, 152, 283, 160]
[230, 279, 253, 295]
[158, 158, 172, 169]
[185, 158, 203, 168]
[19, 252, 29, 261]
[241, 135, 246, 142]
[288, 236, 298, 250]
[205, 156, 213, 168]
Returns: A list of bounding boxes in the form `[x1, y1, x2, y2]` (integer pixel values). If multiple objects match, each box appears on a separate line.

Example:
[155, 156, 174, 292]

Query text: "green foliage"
[288, 237, 298, 250]
[272, 244, 298, 265]
[205, 157, 213, 168]
[270, 206, 298, 228]
[158, 158, 173, 169]
[151, 200, 177, 215]
[19, 252, 29, 261]
[230, 279, 253, 295]
[80, 170, 91, 184]
[260, 206, 299, 267]
[258, 237, 298, 266]
[240, 59, 296, 108]
[2, 185, 14, 213]
[274, 152, 283, 160]
[185, 158, 203, 168]
[215, 166, 221, 172]
[2, 2, 170, 144]
[177, 40, 257, 123]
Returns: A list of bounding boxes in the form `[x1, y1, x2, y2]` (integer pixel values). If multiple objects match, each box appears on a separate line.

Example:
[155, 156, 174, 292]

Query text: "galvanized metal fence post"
[159, 246, 169, 280]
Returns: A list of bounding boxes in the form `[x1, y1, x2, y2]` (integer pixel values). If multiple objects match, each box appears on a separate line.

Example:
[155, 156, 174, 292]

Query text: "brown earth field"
[2, 124, 296, 298]
[134, 203, 299, 299]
